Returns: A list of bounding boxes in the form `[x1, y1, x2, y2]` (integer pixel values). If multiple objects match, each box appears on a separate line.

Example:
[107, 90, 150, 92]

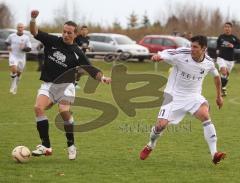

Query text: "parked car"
[88, 33, 149, 62]
[138, 35, 191, 53]
[0, 28, 41, 60]
[207, 37, 218, 59]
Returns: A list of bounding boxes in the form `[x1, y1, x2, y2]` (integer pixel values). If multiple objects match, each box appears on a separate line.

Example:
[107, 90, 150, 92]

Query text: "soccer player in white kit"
[5, 23, 32, 94]
[140, 35, 226, 165]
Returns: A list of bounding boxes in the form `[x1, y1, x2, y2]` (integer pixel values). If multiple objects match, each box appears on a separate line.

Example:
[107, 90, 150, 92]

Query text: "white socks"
[147, 126, 164, 149]
[10, 73, 20, 94]
[203, 120, 217, 157]
[10, 73, 17, 90]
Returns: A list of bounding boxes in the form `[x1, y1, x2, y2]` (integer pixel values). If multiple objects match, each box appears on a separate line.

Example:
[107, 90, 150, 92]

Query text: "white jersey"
[5, 33, 31, 62]
[160, 47, 219, 97]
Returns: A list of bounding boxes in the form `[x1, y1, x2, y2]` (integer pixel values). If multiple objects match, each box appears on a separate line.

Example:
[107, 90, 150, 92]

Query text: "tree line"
[1, 2, 240, 41]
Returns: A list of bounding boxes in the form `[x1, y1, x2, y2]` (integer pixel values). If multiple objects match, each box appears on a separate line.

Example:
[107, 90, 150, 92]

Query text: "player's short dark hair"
[64, 21, 78, 33]
[81, 25, 88, 29]
[225, 22, 233, 27]
[190, 35, 207, 48]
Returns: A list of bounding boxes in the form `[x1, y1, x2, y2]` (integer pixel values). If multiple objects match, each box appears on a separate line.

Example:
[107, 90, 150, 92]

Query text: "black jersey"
[34, 30, 100, 83]
[217, 34, 240, 61]
[75, 35, 89, 53]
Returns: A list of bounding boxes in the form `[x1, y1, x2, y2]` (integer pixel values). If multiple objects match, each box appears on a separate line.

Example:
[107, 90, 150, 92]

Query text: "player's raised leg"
[194, 103, 226, 164]
[32, 95, 53, 156]
[140, 119, 168, 160]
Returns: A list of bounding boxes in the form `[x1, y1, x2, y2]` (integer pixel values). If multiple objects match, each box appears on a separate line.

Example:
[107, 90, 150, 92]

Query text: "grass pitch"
[0, 59, 239, 183]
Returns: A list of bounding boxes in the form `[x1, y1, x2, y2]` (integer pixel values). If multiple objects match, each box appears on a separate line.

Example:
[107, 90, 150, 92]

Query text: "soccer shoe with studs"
[68, 145, 77, 160]
[212, 152, 226, 165]
[32, 145, 52, 156]
[140, 145, 152, 160]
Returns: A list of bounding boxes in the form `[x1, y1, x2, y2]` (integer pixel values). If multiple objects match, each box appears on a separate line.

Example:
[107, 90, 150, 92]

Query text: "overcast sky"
[1, 0, 240, 27]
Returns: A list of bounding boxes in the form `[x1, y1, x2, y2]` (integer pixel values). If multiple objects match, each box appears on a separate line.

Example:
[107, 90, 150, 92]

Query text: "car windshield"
[175, 37, 191, 47]
[207, 38, 217, 48]
[115, 36, 134, 45]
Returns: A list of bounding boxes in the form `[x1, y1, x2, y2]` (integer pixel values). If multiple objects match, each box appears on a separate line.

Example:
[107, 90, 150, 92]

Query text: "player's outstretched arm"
[214, 76, 223, 109]
[151, 54, 163, 62]
[30, 10, 39, 36]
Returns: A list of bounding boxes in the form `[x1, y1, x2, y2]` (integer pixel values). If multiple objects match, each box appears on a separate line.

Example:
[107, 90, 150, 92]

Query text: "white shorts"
[37, 82, 75, 104]
[9, 55, 26, 72]
[216, 57, 235, 72]
[158, 94, 208, 125]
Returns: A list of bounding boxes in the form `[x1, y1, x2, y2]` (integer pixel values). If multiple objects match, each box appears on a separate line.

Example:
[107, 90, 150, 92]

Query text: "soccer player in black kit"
[216, 22, 240, 96]
[75, 25, 90, 53]
[74, 25, 90, 89]
[30, 10, 111, 160]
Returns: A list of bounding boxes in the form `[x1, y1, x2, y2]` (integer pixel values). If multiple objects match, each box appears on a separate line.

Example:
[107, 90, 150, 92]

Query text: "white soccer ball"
[12, 146, 31, 163]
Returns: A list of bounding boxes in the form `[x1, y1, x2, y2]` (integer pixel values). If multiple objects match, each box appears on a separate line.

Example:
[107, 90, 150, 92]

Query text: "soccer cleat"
[12, 87, 17, 95]
[212, 152, 226, 165]
[9, 87, 14, 94]
[140, 145, 152, 160]
[9, 86, 17, 95]
[68, 145, 77, 160]
[32, 145, 52, 156]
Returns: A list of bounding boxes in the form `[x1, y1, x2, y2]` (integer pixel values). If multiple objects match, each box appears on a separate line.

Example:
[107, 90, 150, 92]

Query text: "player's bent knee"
[220, 68, 228, 76]
[34, 105, 45, 116]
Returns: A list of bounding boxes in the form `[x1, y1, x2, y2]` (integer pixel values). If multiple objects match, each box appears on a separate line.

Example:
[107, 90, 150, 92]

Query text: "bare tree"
[0, 3, 14, 28]
[208, 8, 223, 35]
[53, 0, 69, 30]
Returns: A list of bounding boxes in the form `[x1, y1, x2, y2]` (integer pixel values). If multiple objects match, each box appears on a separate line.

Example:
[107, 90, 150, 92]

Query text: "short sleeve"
[159, 47, 191, 65]
[209, 63, 219, 77]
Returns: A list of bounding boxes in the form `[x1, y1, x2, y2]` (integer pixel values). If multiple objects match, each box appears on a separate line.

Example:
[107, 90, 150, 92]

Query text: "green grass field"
[0, 59, 240, 183]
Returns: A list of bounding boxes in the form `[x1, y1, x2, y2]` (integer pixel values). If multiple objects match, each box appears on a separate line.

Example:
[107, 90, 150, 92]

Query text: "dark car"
[138, 35, 191, 53]
[207, 36, 240, 62]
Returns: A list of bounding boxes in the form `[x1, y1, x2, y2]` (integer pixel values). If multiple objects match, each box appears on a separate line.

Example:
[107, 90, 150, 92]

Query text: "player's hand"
[227, 43, 234, 48]
[216, 96, 223, 109]
[31, 10, 39, 18]
[151, 54, 163, 62]
[101, 76, 112, 84]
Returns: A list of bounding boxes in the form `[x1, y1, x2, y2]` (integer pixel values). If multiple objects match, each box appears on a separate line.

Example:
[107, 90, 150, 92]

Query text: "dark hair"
[190, 35, 207, 48]
[81, 25, 88, 29]
[225, 22, 233, 27]
[64, 21, 78, 33]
